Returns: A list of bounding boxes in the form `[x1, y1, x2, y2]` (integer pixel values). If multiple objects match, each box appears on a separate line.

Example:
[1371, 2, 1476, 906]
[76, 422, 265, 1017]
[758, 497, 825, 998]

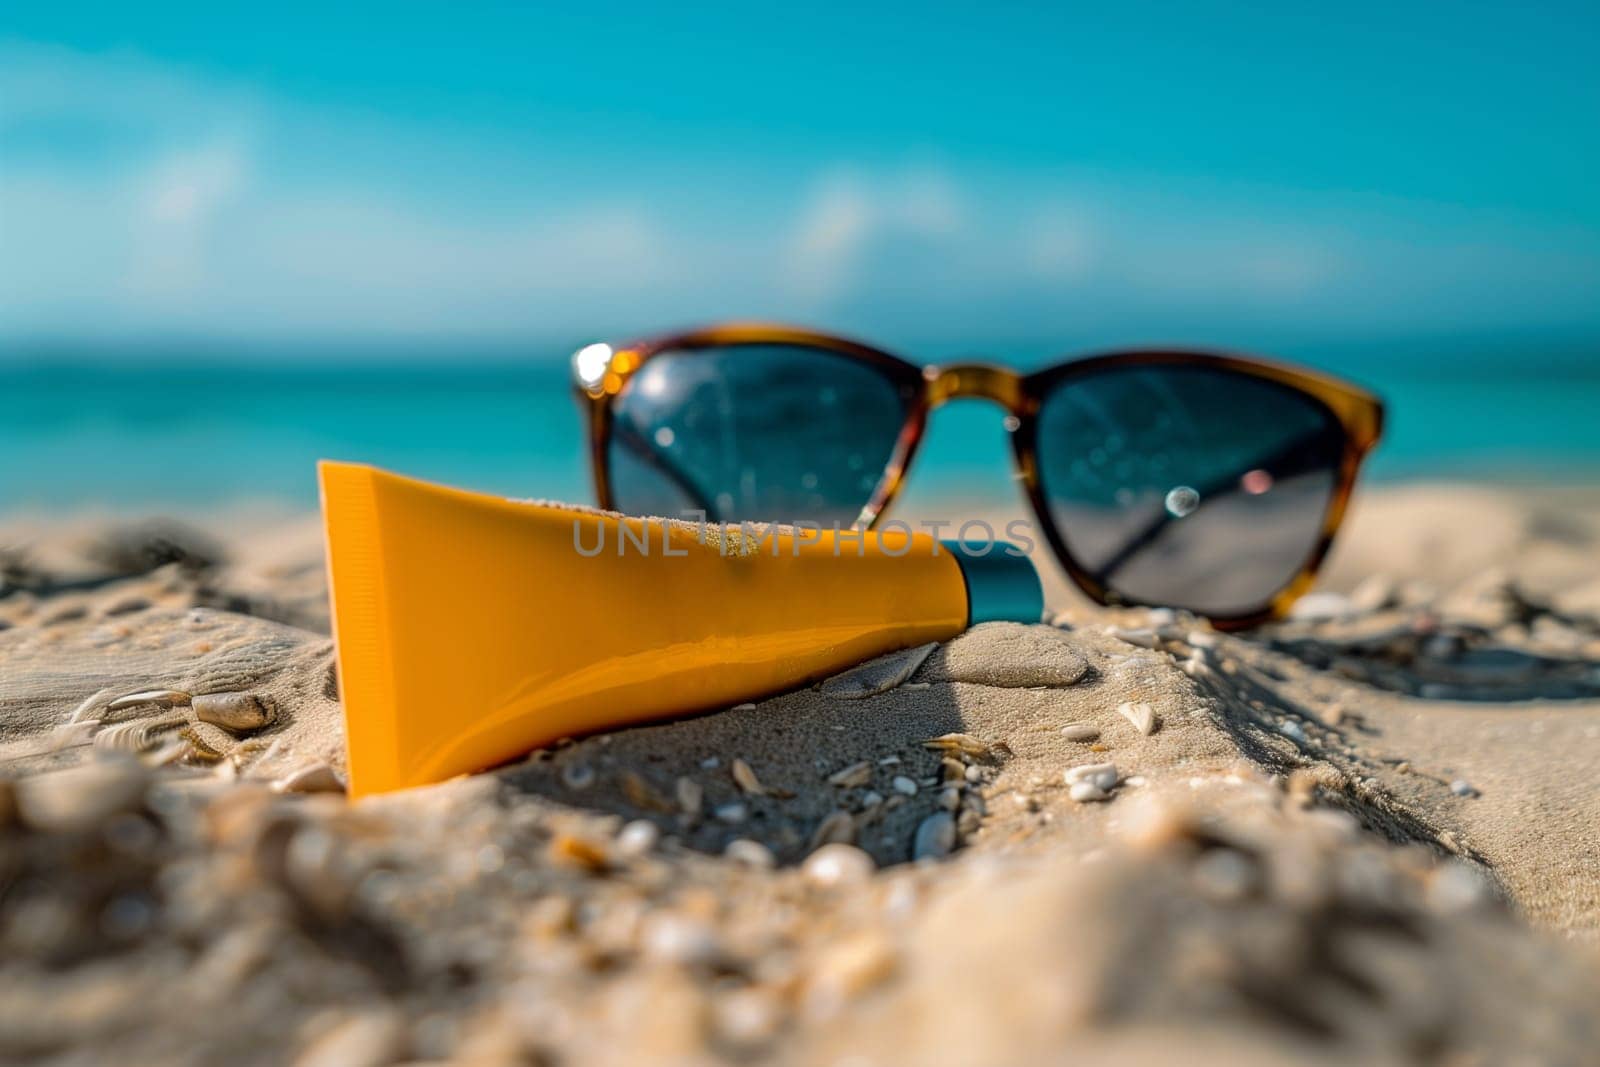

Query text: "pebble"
[912, 812, 956, 860]
[615, 819, 661, 857]
[1110, 627, 1161, 649]
[561, 762, 596, 790]
[1064, 762, 1118, 791]
[1450, 779, 1478, 797]
[193, 692, 276, 733]
[675, 777, 703, 817]
[699, 756, 721, 770]
[1059, 721, 1099, 742]
[724, 838, 776, 869]
[939, 787, 962, 811]
[891, 775, 919, 796]
[1277, 720, 1307, 745]
[1117, 701, 1157, 736]
[860, 791, 884, 809]
[639, 913, 719, 967]
[712, 801, 748, 825]
[1068, 781, 1112, 803]
[273, 763, 347, 795]
[1186, 629, 1221, 650]
[802, 843, 876, 889]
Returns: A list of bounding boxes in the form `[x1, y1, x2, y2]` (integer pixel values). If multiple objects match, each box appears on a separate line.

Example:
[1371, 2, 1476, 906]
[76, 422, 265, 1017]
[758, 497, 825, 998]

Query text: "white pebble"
[891, 775, 918, 796]
[1059, 721, 1099, 742]
[1278, 720, 1307, 744]
[699, 756, 721, 770]
[1450, 779, 1477, 797]
[614, 819, 660, 857]
[1069, 781, 1111, 803]
[802, 843, 876, 889]
[1289, 591, 1353, 622]
[713, 801, 748, 824]
[724, 838, 776, 868]
[860, 790, 884, 808]
[1064, 762, 1118, 791]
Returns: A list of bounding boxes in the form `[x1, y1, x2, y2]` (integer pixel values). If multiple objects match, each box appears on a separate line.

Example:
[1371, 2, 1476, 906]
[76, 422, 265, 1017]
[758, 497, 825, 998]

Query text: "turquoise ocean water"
[4, 339, 1598, 512]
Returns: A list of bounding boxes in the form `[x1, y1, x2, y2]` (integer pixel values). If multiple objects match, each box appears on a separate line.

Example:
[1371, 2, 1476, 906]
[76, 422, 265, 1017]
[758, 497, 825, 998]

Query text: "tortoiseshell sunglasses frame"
[574, 323, 1384, 629]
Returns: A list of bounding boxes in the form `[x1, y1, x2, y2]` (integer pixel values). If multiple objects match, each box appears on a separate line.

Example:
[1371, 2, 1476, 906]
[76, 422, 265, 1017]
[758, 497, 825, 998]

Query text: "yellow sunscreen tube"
[320, 462, 1043, 797]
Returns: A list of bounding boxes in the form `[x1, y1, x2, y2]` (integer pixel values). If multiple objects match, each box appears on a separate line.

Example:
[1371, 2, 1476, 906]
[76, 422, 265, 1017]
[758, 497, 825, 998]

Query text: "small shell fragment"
[614, 819, 661, 857]
[92, 712, 187, 754]
[713, 801, 749, 824]
[891, 776, 918, 797]
[1117, 702, 1157, 736]
[561, 762, 596, 790]
[106, 689, 191, 713]
[827, 761, 873, 788]
[725, 838, 776, 868]
[622, 771, 676, 813]
[193, 692, 276, 733]
[1059, 721, 1099, 742]
[731, 758, 766, 796]
[809, 810, 856, 849]
[922, 733, 1009, 760]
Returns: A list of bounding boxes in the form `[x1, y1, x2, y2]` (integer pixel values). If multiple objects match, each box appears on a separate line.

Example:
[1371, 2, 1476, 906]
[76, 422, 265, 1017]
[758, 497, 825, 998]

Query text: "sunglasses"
[572, 324, 1383, 628]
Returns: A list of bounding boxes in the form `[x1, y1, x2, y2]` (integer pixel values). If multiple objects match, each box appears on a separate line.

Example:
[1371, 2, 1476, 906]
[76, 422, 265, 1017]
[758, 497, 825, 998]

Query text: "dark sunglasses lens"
[608, 344, 913, 524]
[1035, 364, 1348, 617]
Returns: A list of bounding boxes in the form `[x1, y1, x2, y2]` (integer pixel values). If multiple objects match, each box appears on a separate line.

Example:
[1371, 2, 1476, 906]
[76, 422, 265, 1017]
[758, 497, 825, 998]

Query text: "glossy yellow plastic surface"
[320, 462, 971, 797]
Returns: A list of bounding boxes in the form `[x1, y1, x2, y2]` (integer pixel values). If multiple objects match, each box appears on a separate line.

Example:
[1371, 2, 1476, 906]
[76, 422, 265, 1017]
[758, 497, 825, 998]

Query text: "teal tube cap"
[942, 540, 1045, 625]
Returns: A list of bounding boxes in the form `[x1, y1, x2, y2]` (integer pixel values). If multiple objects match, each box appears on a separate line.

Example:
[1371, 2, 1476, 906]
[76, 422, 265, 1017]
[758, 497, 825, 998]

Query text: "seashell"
[939, 758, 966, 782]
[803, 842, 875, 888]
[819, 642, 937, 699]
[731, 702, 757, 711]
[827, 761, 873, 788]
[272, 762, 347, 795]
[891, 775, 918, 796]
[1059, 721, 1099, 742]
[106, 688, 191, 713]
[1289, 591, 1354, 622]
[561, 762, 596, 790]
[675, 776, 704, 817]
[922, 733, 1010, 759]
[92, 711, 186, 754]
[1064, 762, 1118, 792]
[730, 758, 765, 796]
[939, 787, 961, 811]
[809, 810, 855, 849]
[615, 819, 661, 857]
[912, 811, 956, 860]
[193, 692, 276, 733]
[1117, 701, 1157, 736]
[15, 759, 150, 832]
[724, 838, 775, 869]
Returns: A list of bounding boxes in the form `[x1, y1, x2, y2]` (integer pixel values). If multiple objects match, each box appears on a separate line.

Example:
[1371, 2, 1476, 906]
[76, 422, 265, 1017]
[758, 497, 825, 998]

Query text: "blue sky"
[3, 2, 1598, 348]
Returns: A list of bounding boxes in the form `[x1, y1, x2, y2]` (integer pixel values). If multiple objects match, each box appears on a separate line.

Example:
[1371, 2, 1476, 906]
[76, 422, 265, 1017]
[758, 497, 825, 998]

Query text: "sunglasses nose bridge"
[923, 363, 1025, 415]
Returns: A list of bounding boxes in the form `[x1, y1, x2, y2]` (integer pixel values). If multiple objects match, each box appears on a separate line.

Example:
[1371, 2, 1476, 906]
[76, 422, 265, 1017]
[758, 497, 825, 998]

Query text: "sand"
[2, 482, 1599, 1065]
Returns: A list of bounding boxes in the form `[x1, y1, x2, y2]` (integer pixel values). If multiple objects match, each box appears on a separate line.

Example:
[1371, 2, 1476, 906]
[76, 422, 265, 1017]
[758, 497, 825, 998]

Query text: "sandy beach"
[3, 481, 1599, 1065]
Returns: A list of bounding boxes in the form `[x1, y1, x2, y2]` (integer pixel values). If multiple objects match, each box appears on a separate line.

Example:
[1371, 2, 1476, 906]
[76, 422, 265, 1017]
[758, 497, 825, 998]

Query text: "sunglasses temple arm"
[610, 420, 721, 517]
[1090, 426, 1339, 587]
